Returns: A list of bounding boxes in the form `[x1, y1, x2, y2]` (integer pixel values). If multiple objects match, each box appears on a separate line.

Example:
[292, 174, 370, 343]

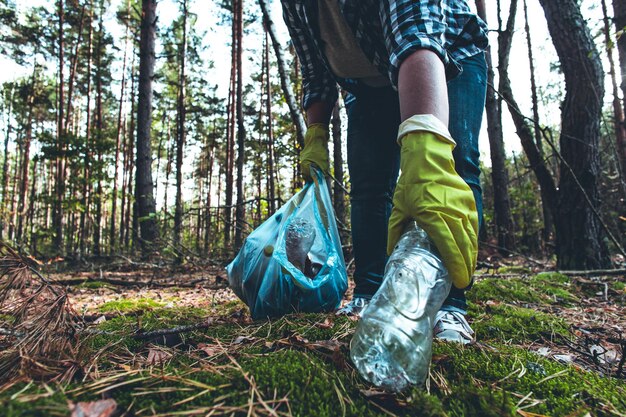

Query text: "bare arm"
[306, 100, 335, 126]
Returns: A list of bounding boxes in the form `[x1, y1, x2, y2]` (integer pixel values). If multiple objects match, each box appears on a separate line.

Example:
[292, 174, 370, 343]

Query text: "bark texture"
[135, 0, 159, 252]
[539, 0, 611, 268]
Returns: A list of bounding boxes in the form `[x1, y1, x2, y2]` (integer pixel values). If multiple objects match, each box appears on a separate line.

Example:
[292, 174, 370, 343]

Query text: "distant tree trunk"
[119, 121, 128, 247]
[79, 5, 93, 257]
[331, 102, 346, 241]
[174, 0, 188, 259]
[495, 1, 558, 233]
[603, 0, 626, 190]
[0, 84, 15, 240]
[123, 97, 135, 249]
[135, 0, 159, 253]
[53, 0, 65, 253]
[0, 88, 13, 240]
[110, 23, 130, 252]
[478, 0, 515, 252]
[523, 0, 553, 247]
[258, 0, 306, 147]
[234, 0, 246, 250]
[204, 138, 215, 254]
[217, 162, 223, 238]
[64, 4, 86, 133]
[613, 0, 626, 133]
[538, 0, 611, 268]
[264, 29, 276, 216]
[163, 128, 172, 236]
[125, 75, 136, 250]
[27, 156, 37, 250]
[224, 2, 237, 251]
[93, 9, 104, 257]
[45, 162, 53, 230]
[256, 54, 265, 226]
[16, 103, 33, 244]
[9, 145, 21, 240]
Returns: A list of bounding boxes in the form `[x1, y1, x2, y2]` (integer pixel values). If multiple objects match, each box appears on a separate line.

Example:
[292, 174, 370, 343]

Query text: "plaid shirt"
[281, 0, 488, 109]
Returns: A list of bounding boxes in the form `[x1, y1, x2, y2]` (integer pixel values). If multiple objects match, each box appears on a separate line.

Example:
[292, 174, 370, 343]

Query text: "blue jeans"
[345, 53, 487, 311]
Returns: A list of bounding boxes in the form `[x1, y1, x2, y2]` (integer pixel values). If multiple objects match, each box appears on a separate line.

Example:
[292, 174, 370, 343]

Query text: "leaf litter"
[1, 251, 625, 416]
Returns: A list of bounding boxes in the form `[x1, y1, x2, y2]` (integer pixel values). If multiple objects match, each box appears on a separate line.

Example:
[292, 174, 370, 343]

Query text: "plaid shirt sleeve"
[281, 2, 339, 110]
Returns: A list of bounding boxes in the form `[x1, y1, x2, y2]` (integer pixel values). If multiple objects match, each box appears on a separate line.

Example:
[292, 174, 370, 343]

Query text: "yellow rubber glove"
[387, 115, 478, 289]
[300, 124, 330, 182]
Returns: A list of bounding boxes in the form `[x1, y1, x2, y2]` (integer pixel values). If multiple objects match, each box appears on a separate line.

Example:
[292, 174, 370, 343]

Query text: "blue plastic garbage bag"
[227, 168, 348, 319]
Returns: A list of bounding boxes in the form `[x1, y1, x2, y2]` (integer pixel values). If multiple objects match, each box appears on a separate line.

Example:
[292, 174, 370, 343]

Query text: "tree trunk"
[258, 0, 306, 147]
[256, 50, 265, 226]
[93, 8, 104, 256]
[224, 2, 237, 251]
[234, 0, 246, 251]
[0, 87, 13, 240]
[204, 137, 215, 254]
[16, 103, 33, 244]
[64, 4, 86, 133]
[79, 4, 93, 257]
[9, 144, 21, 241]
[174, 0, 188, 260]
[603, 0, 626, 191]
[53, 0, 65, 253]
[27, 156, 37, 251]
[125, 72, 136, 250]
[613, 0, 626, 135]
[538, 0, 611, 268]
[479, 0, 515, 252]
[523, 0, 553, 248]
[163, 126, 172, 236]
[110, 19, 130, 252]
[135, 0, 159, 253]
[264, 29, 276, 215]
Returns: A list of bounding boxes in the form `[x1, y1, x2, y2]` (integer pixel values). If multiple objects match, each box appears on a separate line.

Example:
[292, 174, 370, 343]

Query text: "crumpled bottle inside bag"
[227, 167, 347, 319]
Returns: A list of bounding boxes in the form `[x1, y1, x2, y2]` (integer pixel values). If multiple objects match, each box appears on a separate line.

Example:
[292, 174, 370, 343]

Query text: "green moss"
[612, 281, 625, 291]
[98, 298, 164, 313]
[1, 383, 71, 417]
[239, 349, 379, 417]
[532, 272, 570, 284]
[0, 313, 16, 325]
[470, 304, 569, 343]
[77, 280, 114, 290]
[404, 390, 447, 417]
[469, 274, 577, 306]
[432, 343, 626, 416]
[497, 266, 532, 274]
[469, 278, 544, 304]
[446, 386, 515, 417]
[86, 305, 224, 352]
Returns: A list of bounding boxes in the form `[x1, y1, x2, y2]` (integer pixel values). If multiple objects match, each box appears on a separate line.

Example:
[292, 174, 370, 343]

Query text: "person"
[281, 0, 488, 344]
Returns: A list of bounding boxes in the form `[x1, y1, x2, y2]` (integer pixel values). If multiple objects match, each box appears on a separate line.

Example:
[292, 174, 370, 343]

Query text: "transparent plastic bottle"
[285, 217, 316, 273]
[349, 222, 451, 392]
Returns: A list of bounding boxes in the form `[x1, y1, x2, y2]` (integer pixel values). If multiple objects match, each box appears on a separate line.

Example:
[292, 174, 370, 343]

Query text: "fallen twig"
[133, 321, 215, 340]
[558, 269, 626, 277]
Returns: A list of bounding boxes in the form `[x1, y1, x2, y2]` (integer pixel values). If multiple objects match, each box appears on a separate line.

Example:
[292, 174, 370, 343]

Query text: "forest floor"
[0, 253, 625, 417]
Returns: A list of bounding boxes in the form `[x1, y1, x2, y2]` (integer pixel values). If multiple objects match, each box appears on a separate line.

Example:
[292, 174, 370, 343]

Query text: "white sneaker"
[336, 297, 370, 317]
[434, 310, 475, 345]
